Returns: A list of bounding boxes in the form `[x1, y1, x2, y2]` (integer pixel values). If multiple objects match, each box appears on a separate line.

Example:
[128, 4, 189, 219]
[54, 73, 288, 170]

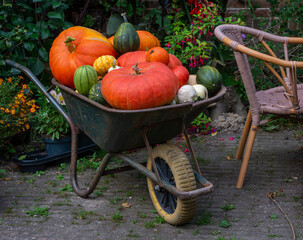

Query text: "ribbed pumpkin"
[49, 26, 116, 89]
[101, 62, 179, 110]
[113, 22, 140, 55]
[137, 30, 160, 51]
[196, 66, 222, 96]
[88, 82, 108, 105]
[93, 55, 117, 76]
[117, 51, 147, 67]
[74, 65, 98, 96]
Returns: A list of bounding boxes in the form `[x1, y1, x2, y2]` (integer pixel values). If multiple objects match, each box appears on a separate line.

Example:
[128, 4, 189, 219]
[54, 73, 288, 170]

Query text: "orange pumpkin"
[101, 62, 178, 110]
[108, 35, 114, 46]
[168, 54, 182, 69]
[172, 65, 189, 89]
[49, 26, 116, 88]
[117, 51, 147, 67]
[137, 30, 160, 51]
[146, 47, 170, 65]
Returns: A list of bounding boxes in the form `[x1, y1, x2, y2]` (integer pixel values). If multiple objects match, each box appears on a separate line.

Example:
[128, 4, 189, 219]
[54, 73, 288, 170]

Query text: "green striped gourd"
[74, 65, 98, 96]
[196, 66, 222, 96]
[113, 21, 140, 55]
[88, 82, 108, 106]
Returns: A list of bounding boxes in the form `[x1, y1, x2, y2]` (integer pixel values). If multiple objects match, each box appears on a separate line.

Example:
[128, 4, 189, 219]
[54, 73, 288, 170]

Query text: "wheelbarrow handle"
[5, 59, 71, 125]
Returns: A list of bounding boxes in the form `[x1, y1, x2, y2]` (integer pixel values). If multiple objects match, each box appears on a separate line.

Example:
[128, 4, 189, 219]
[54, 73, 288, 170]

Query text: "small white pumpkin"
[107, 61, 121, 72]
[193, 84, 208, 100]
[177, 85, 197, 104]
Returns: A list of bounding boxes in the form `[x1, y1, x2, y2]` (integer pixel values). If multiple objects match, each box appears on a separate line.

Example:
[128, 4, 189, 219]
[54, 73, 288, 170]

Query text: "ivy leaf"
[29, 58, 45, 76]
[52, 0, 62, 8]
[40, 29, 50, 40]
[24, 41, 35, 52]
[106, 14, 124, 36]
[39, 47, 48, 62]
[48, 11, 64, 20]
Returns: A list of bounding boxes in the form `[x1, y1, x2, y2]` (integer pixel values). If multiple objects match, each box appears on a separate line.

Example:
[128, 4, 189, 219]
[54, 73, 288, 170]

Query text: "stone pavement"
[0, 129, 303, 240]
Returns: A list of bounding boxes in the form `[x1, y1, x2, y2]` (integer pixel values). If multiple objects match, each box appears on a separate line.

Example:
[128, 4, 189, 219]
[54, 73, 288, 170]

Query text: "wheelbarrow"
[6, 59, 226, 225]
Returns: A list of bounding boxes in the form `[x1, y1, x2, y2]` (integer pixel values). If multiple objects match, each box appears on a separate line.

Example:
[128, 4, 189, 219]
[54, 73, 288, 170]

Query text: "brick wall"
[225, 0, 301, 31]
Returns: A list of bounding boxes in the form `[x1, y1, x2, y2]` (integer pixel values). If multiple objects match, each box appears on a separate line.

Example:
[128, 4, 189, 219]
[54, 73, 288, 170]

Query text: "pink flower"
[229, 137, 235, 141]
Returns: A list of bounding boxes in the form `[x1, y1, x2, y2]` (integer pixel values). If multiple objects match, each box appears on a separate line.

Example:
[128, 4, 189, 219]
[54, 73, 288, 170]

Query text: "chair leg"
[235, 110, 252, 160]
[236, 125, 258, 189]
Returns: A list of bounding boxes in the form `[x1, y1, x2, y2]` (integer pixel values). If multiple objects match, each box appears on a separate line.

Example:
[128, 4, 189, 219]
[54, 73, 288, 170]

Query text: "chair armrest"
[214, 24, 303, 68]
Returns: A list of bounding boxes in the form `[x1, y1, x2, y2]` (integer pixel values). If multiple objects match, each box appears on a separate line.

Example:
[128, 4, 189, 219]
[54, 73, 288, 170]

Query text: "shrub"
[0, 76, 38, 153]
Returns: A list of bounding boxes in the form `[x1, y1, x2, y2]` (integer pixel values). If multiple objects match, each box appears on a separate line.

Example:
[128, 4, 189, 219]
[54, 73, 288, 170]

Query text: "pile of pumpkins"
[49, 20, 222, 110]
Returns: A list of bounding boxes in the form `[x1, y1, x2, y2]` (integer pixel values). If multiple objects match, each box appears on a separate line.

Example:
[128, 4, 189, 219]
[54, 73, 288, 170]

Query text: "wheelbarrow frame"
[5, 59, 226, 201]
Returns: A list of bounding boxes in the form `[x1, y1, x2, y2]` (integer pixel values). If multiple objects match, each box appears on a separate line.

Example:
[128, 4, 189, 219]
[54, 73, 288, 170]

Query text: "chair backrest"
[214, 24, 303, 110]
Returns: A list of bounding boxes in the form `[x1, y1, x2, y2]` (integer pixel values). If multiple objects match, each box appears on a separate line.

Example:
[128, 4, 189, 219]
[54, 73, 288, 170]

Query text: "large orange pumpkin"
[101, 62, 179, 110]
[117, 51, 147, 67]
[49, 26, 116, 88]
[137, 30, 160, 51]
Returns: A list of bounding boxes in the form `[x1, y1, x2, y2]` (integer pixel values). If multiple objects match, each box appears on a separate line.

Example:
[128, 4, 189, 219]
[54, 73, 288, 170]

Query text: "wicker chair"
[214, 24, 303, 188]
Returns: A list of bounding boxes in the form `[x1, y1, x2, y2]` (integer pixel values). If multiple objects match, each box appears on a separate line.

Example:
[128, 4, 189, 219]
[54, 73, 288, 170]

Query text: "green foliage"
[58, 184, 73, 192]
[264, 0, 303, 36]
[31, 87, 69, 140]
[190, 113, 215, 135]
[221, 202, 235, 211]
[0, 169, 6, 179]
[99, 0, 168, 38]
[1, 0, 73, 78]
[219, 219, 231, 228]
[163, 2, 243, 74]
[112, 212, 123, 222]
[25, 205, 50, 218]
[76, 149, 107, 172]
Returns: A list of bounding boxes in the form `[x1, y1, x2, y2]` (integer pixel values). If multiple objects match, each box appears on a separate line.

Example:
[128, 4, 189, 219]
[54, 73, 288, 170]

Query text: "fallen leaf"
[122, 202, 131, 208]
[211, 132, 217, 136]
[226, 156, 231, 160]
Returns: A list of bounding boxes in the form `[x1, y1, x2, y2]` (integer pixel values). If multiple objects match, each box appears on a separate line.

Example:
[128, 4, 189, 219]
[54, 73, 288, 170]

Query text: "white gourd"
[177, 85, 197, 103]
[107, 60, 121, 72]
[192, 84, 208, 100]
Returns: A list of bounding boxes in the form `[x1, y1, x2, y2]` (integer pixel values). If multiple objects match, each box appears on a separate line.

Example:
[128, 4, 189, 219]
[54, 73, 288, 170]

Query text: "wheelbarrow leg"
[70, 124, 113, 198]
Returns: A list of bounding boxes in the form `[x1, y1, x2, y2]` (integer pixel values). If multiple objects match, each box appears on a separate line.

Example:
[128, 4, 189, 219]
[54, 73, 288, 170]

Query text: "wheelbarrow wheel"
[147, 143, 197, 225]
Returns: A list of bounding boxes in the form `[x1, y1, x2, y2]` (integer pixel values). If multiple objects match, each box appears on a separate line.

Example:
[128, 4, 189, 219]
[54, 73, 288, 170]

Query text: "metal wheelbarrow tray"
[6, 59, 226, 225]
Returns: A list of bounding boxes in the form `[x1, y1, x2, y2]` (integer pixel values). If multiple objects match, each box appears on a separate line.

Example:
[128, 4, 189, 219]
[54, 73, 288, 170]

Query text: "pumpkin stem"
[121, 13, 128, 23]
[64, 36, 76, 53]
[112, 60, 117, 68]
[132, 63, 142, 75]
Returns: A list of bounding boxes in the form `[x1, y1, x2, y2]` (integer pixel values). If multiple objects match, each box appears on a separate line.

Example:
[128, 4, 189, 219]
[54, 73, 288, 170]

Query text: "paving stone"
[0, 129, 302, 240]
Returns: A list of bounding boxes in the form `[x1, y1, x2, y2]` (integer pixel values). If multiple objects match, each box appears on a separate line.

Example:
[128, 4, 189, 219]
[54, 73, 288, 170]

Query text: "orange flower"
[22, 84, 28, 89]
[11, 109, 15, 115]
[7, 77, 12, 83]
[18, 76, 24, 80]
[5, 108, 10, 113]
[25, 123, 30, 129]
[0, 78, 3, 86]
[30, 107, 36, 113]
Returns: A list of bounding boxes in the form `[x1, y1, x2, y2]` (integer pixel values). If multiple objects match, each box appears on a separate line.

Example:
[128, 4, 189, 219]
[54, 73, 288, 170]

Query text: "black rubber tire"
[147, 143, 197, 225]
